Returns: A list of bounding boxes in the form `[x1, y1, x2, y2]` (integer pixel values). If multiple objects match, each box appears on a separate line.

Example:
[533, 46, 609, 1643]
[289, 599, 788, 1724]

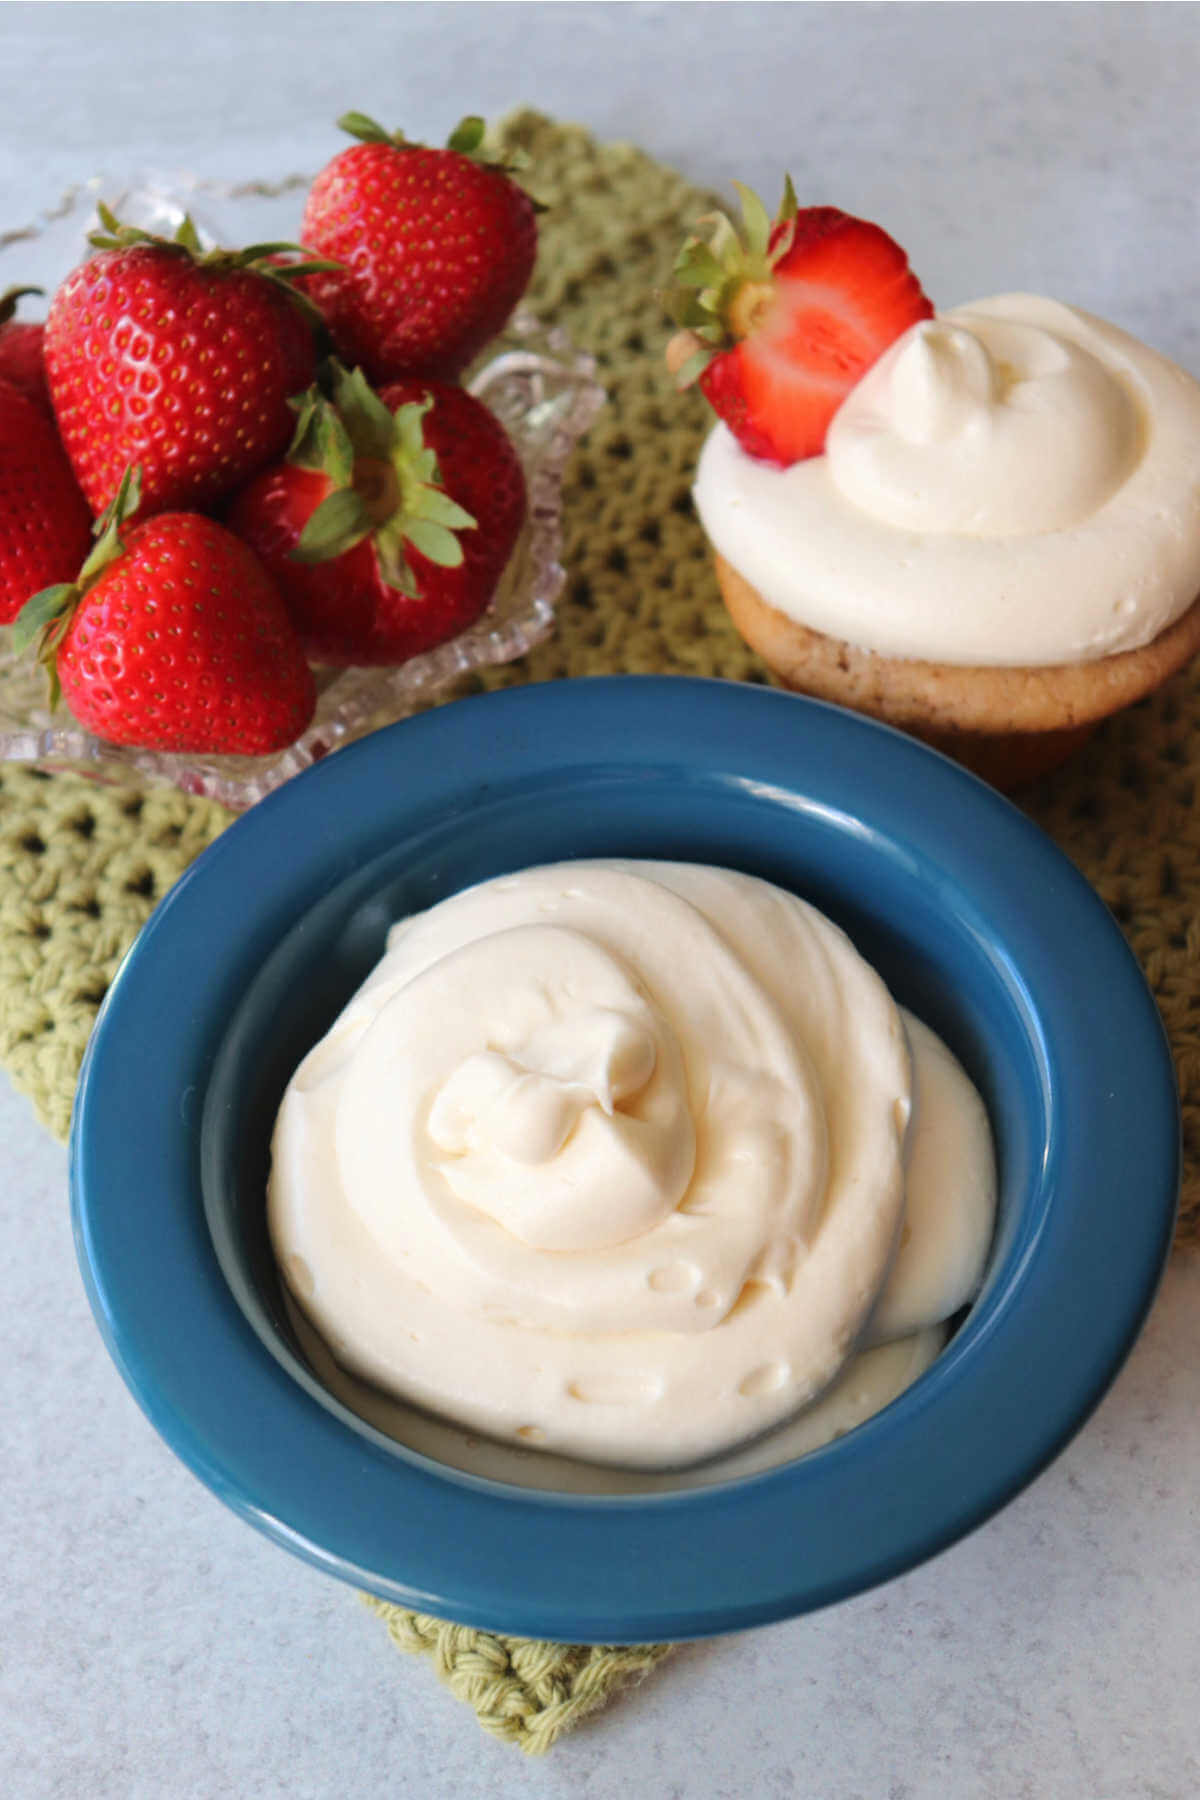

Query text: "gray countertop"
[3, 6, 1199, 1796]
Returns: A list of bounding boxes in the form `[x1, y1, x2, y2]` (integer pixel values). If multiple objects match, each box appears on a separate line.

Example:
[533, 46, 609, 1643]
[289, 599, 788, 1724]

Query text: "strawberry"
[43, 208, 330, 517]
[13, 467, 315, 754]
[0, 286, 52, 415]
[227, 364, 526, 667]
[667, 183, 934, 466]
[299, 113, 538, 383]
[0, 379, 93, 624]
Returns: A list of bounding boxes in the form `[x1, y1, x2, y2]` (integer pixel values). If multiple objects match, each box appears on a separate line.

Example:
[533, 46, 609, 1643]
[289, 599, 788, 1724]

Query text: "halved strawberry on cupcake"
[665, 183, 933, 466]
[667, 182, 1200, 789]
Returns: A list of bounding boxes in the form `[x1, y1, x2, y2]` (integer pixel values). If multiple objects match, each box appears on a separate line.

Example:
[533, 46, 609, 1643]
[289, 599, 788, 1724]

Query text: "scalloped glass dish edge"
[0, 171, 605, 810]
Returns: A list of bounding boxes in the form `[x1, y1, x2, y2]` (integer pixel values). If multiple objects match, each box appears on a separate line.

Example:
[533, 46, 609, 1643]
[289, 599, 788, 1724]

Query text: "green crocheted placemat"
[2, 112, 1198, 1752]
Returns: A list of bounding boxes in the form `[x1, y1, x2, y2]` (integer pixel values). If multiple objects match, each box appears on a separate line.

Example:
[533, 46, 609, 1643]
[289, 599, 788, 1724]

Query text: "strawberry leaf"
[83, 457, 139, 554]
[260, 257, 343, 280]
[286, 389, 320, 455]
[733, 182, 771, 260]
[337, 111, 400, 146]
[763, 177, 800, 263]
[0, 284, 42, 325]
[391, 397, 434, 463]
[88, 207, 196, 255]
[287, 388, 355, 485]
[89, 200, 124, 243]
[673, 344, 717, 390]
[672, 241, 728, 291]
[241, 240, 320, 262]
[92, 463, 142, 538]
[292, 487, 373, 564]
[78, 464, 141, 586]
[447, 115, 487, 156]
[411, 486, 476, 532]
[331, 364, 398, 463]
[9, 584, 75, 656]
[373, 521, 419, 596]
[402, 517, 465, 568]
[701, 210, 742, 265]
[10, 463, 142, 710]
[174, 214, 204, 256]
[239, 243, 344, 288]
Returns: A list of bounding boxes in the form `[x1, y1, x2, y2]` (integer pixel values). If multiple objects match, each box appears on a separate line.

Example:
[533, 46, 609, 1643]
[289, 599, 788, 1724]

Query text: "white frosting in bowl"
[268, 862, 995, 1470]
[695, 294, 1200, 667]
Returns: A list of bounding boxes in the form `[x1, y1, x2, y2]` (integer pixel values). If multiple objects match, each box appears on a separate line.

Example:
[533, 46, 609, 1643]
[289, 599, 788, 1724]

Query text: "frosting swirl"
[828, 311, 1141, 535]
[269, 862, 994, 1468]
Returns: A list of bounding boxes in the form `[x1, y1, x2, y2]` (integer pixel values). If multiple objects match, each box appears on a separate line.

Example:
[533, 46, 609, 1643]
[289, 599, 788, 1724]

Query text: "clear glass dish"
[0, 173, 604, 809]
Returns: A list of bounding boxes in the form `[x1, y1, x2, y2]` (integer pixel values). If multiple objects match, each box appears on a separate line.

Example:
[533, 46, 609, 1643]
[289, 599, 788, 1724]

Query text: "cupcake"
[667, 192, 1200, 786]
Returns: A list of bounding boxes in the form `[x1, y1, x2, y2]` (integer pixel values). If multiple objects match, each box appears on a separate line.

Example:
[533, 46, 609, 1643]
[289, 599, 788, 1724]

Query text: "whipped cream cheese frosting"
[269, 861, 995, 1470]
[695, 294, 1200, 667]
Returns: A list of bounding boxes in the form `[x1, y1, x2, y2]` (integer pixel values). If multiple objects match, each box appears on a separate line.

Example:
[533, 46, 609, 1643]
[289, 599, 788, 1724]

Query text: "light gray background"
[3, 5, 1199, 1797]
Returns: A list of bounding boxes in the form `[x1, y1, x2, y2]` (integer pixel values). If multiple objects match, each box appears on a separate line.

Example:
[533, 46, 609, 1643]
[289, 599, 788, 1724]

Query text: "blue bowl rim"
[70, 676, 1179, 1642]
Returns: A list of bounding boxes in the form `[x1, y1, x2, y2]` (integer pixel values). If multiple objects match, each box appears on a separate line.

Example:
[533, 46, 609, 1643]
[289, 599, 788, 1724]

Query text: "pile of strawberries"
[0, 113, 538, 756]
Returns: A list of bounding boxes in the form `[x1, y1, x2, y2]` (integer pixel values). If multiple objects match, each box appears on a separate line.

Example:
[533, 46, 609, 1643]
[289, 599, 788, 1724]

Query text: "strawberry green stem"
[663, 177, 801, 385]
[10, 464, 143, 707]
[86, 205, 341, 335]
[335, 110, 516, 172]
[0, 284, 43, 325]
[286, 363, 476, 595]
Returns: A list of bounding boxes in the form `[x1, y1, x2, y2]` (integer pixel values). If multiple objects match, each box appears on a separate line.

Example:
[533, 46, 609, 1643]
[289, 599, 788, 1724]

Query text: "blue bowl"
[70, 677, 1178, 1643]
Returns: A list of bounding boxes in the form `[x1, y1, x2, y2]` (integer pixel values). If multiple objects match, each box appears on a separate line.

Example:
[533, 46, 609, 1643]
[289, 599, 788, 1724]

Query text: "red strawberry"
[0, 286, 52, 415]
[227, 365, 526, 667]
[44, 208, 328, 517]
[13, 468, 315, 754]
[667, 184, 934, 466]
[299, 113, 538, 383]
[0, 379, 93, 624]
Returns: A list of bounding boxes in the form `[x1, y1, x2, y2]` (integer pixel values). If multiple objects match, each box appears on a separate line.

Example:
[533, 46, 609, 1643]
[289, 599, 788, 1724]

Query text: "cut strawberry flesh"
[769, 286, 888, 375]
[702, 208, 934, 467]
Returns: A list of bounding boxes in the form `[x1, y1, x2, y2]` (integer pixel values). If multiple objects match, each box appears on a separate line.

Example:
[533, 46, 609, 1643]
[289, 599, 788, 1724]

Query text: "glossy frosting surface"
[269, 860, 995, 1468]
[696, 294, 1200, 666]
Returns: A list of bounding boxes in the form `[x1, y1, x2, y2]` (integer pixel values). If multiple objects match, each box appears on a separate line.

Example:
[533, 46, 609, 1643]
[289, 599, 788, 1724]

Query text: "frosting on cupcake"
[695, 294, 1200, 667]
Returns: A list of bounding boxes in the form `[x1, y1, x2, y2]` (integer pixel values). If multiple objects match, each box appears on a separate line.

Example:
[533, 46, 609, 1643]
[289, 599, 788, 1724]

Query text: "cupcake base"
[715, 554, 1200, 788]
